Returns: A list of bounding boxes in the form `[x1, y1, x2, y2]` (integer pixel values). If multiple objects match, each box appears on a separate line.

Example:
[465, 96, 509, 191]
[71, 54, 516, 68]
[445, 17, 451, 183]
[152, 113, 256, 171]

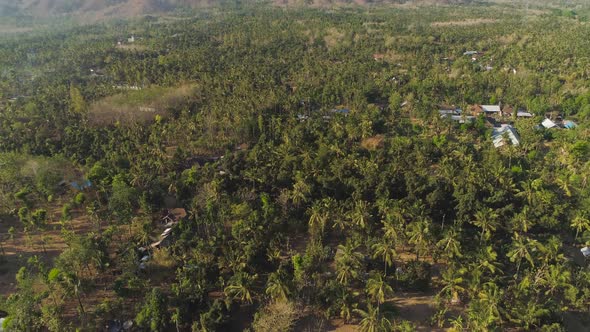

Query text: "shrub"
[74, 193, 85, 205]
[396, 261, 431, 291]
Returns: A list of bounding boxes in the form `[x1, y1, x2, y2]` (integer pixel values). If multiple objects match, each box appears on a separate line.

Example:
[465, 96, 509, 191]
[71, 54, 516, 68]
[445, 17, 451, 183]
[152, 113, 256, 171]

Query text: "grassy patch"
[89, 84, 197, 125]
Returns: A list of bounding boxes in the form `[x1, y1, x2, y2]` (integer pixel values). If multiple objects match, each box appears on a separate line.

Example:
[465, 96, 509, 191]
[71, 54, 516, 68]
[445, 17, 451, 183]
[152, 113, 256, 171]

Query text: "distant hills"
[0, 0, 216, 19]
[0, 0, 480, 19]
[3, 0, 583, 21]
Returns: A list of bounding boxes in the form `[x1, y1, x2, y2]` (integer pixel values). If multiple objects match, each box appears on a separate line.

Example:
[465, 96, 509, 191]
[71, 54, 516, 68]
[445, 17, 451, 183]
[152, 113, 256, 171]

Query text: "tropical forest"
[0, 0, 590, 331]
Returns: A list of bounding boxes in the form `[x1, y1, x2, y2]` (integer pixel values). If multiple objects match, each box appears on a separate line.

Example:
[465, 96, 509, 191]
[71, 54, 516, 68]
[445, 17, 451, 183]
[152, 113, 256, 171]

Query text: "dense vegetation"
[1, 2, 590, 331]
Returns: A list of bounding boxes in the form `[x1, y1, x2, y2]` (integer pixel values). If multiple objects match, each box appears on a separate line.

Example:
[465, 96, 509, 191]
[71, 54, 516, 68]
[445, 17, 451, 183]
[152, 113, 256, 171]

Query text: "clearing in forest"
[88, 84, 197, 125]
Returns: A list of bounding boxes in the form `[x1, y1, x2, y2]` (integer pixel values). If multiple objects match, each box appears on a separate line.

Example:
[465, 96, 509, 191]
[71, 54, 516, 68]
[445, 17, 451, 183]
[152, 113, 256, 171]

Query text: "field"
[89, 84, 197, 125]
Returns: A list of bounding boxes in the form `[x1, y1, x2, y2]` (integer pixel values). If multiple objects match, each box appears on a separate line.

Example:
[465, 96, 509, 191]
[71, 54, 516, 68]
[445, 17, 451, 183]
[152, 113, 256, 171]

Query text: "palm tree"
[335, 243, 364, 286]
[516, 179, 541, 206]
[537, 264, 571, 296]
[371, 238, 396, 276]
[406, 218, 431, 261]
[507, 233, 537, 277]
[381, 219, 402, 244]
[366, 273, 393, 306]
[290, 178, 311, 207]
[472, 208, 499, 242]
[570, 215, 590, 242]
[351, 200, 371, 230]
[265, 272, 290, 302]
[307, 201, 328, 236]
[439, 266, 466, 303]
[307, 199, 333, 234]
[473, 282, 503, 327]
[476, 246, 502, 275]
[437, 227, 463, 260]
[511, 206, 533, 233]
[224, 273, 257, 304]
[353, 304, 392, 332]
[336, 287, 354, 322]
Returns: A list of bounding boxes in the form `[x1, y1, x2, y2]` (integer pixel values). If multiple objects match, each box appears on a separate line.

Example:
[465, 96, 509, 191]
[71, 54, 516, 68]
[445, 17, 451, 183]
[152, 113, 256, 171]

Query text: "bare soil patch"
[0, 199, 95, 296]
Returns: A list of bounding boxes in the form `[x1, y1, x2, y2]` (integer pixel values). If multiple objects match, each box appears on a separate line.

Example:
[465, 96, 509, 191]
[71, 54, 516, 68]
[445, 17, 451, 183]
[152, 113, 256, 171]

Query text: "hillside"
[0, 0, 214, 18]
[0, 0, 487, 19]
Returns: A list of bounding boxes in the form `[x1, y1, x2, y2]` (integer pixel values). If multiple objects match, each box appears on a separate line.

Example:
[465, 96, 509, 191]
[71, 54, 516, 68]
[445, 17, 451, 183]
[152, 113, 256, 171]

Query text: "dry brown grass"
[88, 84, 196, 125]
[252, 301, 299, 332]
[361, 135, 385, 150]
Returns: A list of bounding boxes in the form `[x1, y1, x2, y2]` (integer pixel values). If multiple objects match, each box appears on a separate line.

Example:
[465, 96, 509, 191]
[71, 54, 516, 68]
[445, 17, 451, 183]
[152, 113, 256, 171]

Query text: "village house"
[492, 124, 521, 148]
[438, 105, 476, 123]
[162, 208, 187, 226]
[564, 120, 577, 129]
[481, 104, 502, 116]
[501, 105, 533, 118]
[541, 118, 559, 129]
[468, 104, 502, 117]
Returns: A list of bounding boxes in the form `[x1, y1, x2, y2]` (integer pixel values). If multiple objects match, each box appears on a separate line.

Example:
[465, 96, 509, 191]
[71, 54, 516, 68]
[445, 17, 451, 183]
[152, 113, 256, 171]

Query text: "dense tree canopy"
[1, 2, 590, 331]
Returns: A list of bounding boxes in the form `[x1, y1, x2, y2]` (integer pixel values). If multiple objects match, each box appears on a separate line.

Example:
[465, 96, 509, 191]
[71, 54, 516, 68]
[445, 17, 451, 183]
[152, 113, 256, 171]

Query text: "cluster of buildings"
[438, 103, 577, 148]
[137, 208, 187, 269]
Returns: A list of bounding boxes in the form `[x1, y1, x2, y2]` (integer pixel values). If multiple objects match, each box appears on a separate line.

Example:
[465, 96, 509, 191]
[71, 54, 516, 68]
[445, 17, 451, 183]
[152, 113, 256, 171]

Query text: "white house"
[492, 124, 520, 148]
[481, 105, 501, 114]
[541, 118, 558, 129]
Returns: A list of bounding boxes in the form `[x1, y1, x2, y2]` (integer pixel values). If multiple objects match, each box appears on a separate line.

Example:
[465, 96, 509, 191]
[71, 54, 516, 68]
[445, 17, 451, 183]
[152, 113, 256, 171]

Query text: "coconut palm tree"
[406, 218, 432, 261]
[353, 304, 392, 332]
[507, 233, 538, 277]
[570, 215, 590, 243]
[371, 238, 397, 276]
[335, 243, 364, 286]
[511, 206, 534, 233]
[366, 273, 393, 306]
[439, 266, 466, 303]
[437, 226, 463, 260]
[472, 207, 500, 242]
[307, 200, 328, 237]
[265, 272, 290, 302]
[224, 273, 257, 304]
[351, 200, 371, 230]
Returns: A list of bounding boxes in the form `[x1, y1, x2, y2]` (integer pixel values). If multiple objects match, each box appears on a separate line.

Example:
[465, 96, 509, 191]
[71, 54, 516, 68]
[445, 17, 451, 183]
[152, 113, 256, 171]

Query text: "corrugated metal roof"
[482, 105, 501, 113]
[542, 118, 558, 129]
[492, 124, 520, 147]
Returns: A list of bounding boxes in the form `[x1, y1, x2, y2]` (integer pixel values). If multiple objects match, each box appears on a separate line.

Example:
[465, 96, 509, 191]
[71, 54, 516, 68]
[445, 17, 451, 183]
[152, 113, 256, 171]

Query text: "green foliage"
[135, 288, 169, 332]
[61, 203, 72, 221]
[397, 261, 431, 292]
[1, 3, 590, 331]
[31, 209, 48, 228]
[73, 192, 85, 205]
